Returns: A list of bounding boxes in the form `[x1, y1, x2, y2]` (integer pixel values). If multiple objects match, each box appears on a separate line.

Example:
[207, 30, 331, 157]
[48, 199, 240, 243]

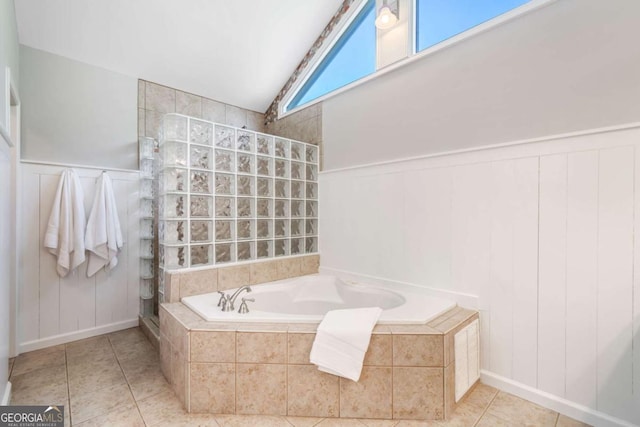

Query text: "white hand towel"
[85, 172, 123, 277]
[43, 169, 86, 277]
[310, 307, 382, 381]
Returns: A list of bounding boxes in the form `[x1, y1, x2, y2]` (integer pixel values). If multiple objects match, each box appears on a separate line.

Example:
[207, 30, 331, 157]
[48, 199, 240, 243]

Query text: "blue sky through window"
[416, 0, 529, 52]
[286, 0, 376, 111]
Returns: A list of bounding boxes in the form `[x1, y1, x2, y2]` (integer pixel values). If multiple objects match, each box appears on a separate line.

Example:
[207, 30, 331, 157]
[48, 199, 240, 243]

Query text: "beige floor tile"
[556, 414, 593, 427]
[67, 351, 118, 377]
[120, 353, 170, 400]
[137, 388, 187, 426]
[10, 362, 66, 390]
[72, 403, 145, 427]
[111, 333, 157, 362]
[69, 382, 136, 424]
[10, 384, 68, 407]
[109, 326, 148, 344]
[286, 416, 325, 427]
[11, 386, 68, 408]
[462, 383, 498, 410]
[394, 421, 438, 427]
[66, 335, 113, 364]
[151, 413, 222, 427]
[10, 364, 68, 406]
[67, 357, 126, 396]
[64, 403, 71, 427]
[315, 419, 367, 427]
[474, 412, 513, 426]
[486, 392, 558, 426]
[11, 345, 66, 376]
[119, 352, 161, 378]
[215, 414, 292, 426]
[433, 402, 484, 426]
[360, 420, 399, 426]
[126, 366, 173, 401]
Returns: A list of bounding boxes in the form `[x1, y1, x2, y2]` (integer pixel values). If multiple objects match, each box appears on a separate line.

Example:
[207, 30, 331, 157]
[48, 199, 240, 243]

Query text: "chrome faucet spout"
[227, 285, 252, 311]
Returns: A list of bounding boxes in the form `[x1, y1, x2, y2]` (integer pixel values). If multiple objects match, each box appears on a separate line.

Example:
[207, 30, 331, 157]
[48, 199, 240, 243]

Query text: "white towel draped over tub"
[310, 307, 382, 382]
[43, 168, 87, 277]
[85, 172, 123, 277]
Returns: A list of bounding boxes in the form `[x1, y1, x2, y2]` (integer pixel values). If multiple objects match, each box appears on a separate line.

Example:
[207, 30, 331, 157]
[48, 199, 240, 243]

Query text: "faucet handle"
[217, 291, 227, 307]
[238, 298, 255, 314]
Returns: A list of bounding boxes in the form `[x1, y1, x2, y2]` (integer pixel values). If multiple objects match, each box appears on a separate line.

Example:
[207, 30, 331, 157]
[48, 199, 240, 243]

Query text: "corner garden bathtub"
[181, 274, 456, 324]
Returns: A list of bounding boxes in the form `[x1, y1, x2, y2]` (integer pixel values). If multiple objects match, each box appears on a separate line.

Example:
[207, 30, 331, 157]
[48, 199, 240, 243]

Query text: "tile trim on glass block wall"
[158, 113, 319, 269]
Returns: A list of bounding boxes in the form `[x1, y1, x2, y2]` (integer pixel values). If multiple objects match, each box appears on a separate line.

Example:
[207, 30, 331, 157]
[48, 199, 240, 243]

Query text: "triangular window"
[285, 0, 376, 112]
[416, 0, 530, 52]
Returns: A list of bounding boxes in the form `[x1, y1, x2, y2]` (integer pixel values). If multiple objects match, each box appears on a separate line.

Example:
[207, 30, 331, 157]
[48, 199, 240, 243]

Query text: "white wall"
[19, 45, 138, 170]
[322, 0, 640, 170]
[320, 2, 640, 422]
[0, 0, 19, 405]
[19, 162, 140, 353]
[0, 0, 19, 131]
[319, 126, 640, 426]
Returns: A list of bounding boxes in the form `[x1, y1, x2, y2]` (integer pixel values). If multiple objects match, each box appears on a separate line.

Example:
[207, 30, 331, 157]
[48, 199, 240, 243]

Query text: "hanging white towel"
[43, 169, 87, 277]
[85, 172, 123, 277]
[310, 307, 382, 382]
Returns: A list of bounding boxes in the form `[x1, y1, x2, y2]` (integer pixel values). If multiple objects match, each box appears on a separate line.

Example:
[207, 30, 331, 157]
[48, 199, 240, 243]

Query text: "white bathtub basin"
[182, 274, 456, 324]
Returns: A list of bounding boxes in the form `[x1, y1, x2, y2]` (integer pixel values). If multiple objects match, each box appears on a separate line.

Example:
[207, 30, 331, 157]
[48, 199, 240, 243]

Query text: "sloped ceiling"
[14, 0, 343, 112]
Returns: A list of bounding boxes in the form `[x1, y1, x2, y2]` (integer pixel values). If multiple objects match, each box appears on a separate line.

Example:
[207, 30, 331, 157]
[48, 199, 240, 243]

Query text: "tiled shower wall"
[137, 81, 324, 317]
[138, 80, 267, 317]
[138, 80, 267, 139]
[266, 104, 323, 169]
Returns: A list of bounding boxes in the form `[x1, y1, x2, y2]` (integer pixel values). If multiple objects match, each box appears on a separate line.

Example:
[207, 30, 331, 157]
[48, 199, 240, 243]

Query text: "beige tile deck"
[8, 327, 591, 426]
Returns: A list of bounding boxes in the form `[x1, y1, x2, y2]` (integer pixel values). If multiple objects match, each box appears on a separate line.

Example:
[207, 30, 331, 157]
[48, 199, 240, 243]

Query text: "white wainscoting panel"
[319, 125, 640, 426]
[19, 162, 140, 353]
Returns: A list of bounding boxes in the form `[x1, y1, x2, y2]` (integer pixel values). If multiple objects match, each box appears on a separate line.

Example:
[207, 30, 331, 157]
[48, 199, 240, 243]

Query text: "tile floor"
[8, 327, 591, 427]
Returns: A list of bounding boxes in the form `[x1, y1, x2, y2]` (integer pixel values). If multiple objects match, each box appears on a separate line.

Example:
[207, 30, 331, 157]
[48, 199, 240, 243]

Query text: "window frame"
[286, 0, 377, 112]
[279, 0, 555, 120]
[279, 0, 374, 118]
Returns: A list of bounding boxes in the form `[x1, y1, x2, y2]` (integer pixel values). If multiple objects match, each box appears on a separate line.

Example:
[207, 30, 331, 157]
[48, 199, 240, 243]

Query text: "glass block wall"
[139, 137, 156, 316]
[157, 113, 319, 282]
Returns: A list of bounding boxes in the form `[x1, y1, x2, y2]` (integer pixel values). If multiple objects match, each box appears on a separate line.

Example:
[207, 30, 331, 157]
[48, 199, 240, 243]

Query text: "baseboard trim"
[1, 381, 11, 406]
[319, 266, 479, 308]
[18, 319, 139, 354]
[481, 370, 637, 427]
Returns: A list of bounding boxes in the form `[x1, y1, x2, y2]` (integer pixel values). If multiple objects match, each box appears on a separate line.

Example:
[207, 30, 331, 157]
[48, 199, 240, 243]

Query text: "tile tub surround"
[160, 302, 480, 421]
[163, 254, 320, 303]
[8, 327, 591, 426]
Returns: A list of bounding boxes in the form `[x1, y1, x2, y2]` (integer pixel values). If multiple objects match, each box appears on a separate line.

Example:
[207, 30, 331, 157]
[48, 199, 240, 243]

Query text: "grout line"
[107, 332, 144, 424]
[472, 390, 500, 426]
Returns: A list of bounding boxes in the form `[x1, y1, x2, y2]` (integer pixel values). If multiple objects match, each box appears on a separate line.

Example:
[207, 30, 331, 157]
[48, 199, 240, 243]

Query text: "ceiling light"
[375, 2, 398, 30]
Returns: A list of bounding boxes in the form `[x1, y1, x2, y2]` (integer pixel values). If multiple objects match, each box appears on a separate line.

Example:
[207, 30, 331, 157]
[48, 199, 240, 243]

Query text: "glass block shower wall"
[157, 114, 319, 290]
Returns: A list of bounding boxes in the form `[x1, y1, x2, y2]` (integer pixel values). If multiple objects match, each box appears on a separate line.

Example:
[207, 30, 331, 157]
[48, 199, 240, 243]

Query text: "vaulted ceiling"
[14, 0, 343, 112]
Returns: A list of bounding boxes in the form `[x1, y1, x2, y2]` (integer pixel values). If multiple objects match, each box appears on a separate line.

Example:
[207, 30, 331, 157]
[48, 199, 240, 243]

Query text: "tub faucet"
[223, 285, 252, 311]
